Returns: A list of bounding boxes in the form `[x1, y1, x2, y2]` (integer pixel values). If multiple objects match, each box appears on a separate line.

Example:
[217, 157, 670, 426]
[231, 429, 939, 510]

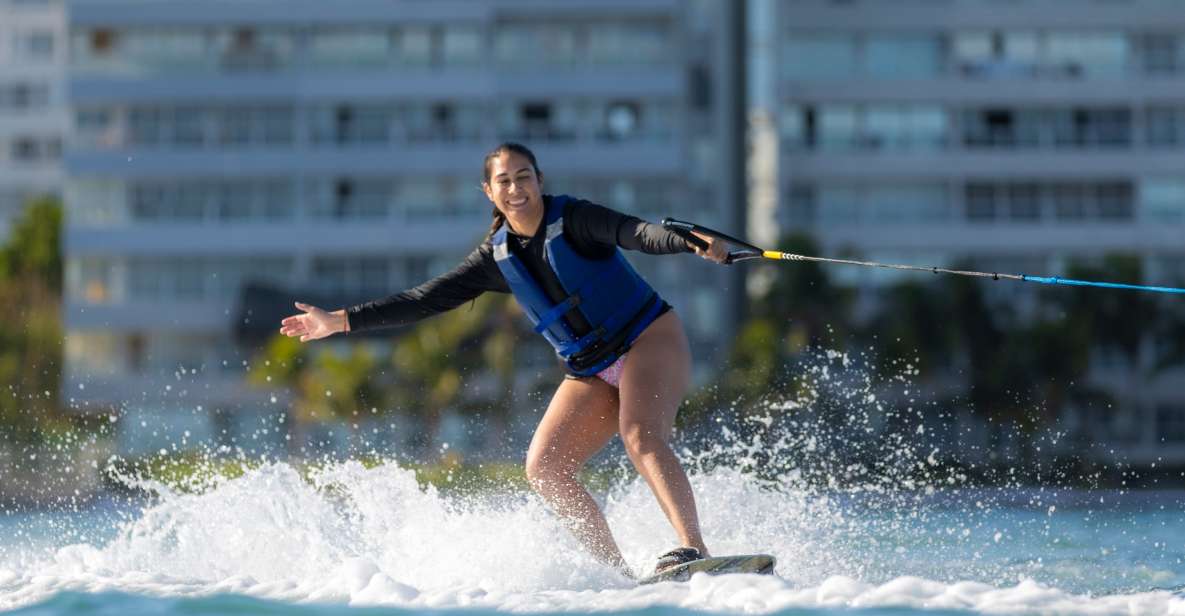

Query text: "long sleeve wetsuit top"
[345, 196, 692, 367]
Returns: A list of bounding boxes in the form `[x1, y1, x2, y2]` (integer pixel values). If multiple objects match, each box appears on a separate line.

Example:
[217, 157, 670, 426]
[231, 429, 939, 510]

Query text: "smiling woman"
[279, 142, 729, 579]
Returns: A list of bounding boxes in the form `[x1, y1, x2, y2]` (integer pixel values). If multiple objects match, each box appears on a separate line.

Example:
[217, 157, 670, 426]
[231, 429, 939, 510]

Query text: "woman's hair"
[483, 142, 542, 239]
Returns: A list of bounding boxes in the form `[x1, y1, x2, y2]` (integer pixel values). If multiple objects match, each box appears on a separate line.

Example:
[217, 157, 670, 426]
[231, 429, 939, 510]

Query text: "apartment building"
[0, 0, 66, 238]
[756, 0, 1185, 465]
[62, 0, 743, 453]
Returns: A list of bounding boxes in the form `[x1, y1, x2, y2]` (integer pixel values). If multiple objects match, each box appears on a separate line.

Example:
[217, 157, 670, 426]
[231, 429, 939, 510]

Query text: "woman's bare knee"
[525, 450, 577, 491]
[620, 420, 668, 461]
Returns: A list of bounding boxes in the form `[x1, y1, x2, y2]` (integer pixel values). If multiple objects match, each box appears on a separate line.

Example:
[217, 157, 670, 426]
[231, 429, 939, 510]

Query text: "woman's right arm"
[345, 243, 509, 333]
[282, 243, 507, 342]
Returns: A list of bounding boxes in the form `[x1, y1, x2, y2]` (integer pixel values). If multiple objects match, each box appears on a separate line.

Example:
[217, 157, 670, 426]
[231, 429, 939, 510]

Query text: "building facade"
[757, 0, 1185, 465]
[0, 0, 66, 238]
[62, 0, 743, 454]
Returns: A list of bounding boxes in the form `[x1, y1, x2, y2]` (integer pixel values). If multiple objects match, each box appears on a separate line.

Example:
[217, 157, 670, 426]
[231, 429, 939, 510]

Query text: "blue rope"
[1021, 275, 1185, 295]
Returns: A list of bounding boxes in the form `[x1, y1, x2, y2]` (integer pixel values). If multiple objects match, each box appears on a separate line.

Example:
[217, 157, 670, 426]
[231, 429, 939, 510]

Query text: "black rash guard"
[346, 196, 692, 371]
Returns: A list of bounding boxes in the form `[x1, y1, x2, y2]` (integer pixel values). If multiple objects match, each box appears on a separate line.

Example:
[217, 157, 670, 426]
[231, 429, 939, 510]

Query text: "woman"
[280, 142, 728, 578]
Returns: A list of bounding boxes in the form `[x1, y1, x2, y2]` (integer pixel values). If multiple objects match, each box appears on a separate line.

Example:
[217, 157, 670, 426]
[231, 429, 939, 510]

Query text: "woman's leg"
[525, 375, 626, 569]
[617, 311, 709, 556]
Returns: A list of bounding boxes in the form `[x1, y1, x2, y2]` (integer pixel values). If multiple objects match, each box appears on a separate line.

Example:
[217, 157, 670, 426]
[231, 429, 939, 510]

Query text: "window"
[965, 184, 997, 221]
[216, 183, 253, 221]
[1053, 184, 1087, 220]
[308, 28, 389, 67]
[521, 102, 552, 139]
[1142, 179, 1185, 223]
[130, 108, 162, 145]
[867, 185, 948, 224]
[1008, 184, 1041, 221]
[1143, 34, 1183, 74]
[780, 104, 806, 148]
[392, 27, 432, 66]
[1096, 183, 1133, 220]
[172, 107, 205, 147]
[1146, 107, 1183, 147]
[865, 36, 940, 78]
[441, 27, 481, 66]
[605, 102, 640, 140]
[818, 106, 857, 150]
[1052, 108, 1131, 147]
[588, 22, 668, 65]
[954, 31, 1039, 77]
[784, 185, 816, 226]
[1046, 33, 1127, 77]
[261, 107, 294, 145]
[11, 138, 38, 161]
[0, 82, 49, 110]
[817, 186, 860, 226]
[782, 35, 857, 80]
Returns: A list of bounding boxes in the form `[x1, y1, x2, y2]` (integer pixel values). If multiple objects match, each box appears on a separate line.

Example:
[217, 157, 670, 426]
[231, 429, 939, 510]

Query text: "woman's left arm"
[567, 200, 728, 262]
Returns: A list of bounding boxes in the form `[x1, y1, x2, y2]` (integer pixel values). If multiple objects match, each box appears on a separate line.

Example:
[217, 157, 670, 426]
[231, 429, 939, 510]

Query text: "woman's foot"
[652, 547, 703, 575]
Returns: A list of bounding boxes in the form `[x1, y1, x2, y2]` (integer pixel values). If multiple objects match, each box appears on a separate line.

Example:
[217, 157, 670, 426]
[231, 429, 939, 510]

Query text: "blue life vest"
[492, 195, 665, 376]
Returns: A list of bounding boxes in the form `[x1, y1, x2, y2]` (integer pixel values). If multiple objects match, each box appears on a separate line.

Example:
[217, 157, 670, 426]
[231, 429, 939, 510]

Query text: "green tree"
[390, 294, 500, 456]
[300, 345, 381, 453]
[0, 196, 74, 445]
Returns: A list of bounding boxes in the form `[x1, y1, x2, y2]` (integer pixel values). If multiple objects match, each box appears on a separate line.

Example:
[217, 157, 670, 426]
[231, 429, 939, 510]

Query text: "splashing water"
[2, 349, 1184, 615]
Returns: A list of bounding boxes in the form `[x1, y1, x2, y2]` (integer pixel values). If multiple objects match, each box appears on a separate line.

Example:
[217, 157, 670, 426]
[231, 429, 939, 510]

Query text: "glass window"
[131, 185, 164, 220]
[218, 108, 251, 145]
[1146, 107, 1182, 147]
[819, 105, 857, 150]
[1046, 33, 1127, 77]
[780, 104, 806, 147]
[216, 183, 253, 221]
[129, 259, 164, 299]
[1008, 184, 1042, 221]
[909, 106, 947, 148]
[129, 108, 162, 145]
[588, 22, 668, 65]
[259, 107, 291, 145]
[392, 27, 432, 66]
[442, 27, 482, 66]
[127, 29, 209, 69]
[175, 260, 205, 300]
[172, 107, 205, 147]
[173, 184, 207, 221]
[262, 181, 293, 220]
[867, 185, 948, 223]
[784, 184, 816, 226]
[1142, 179, 1185, 223]
[26, 30, 54, 58]
[358, 258, 390, 294]
[954, 31, 1039, 77]
[1096, 182, 1133, 220]
[817, 186, 859, 226]
[308, 28, 388, 67]
[865, 36, 940, 78]
[782, 35, 856, 80]
[965, 184, 997, 221]
[1142, 34, 1183, 74]
[1053, 184, 1087, 220]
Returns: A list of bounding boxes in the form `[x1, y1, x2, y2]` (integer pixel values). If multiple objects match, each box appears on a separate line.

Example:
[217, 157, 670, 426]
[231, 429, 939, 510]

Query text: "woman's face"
[483, 151, 543, 221]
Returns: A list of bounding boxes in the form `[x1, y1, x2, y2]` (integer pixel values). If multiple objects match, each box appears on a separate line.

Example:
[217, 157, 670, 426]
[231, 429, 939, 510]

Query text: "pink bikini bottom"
[595, 353, 628, 388]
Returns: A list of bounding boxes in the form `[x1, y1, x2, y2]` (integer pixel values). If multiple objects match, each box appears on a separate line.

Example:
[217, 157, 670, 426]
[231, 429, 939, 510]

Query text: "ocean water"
[3, 351, 1184, 615]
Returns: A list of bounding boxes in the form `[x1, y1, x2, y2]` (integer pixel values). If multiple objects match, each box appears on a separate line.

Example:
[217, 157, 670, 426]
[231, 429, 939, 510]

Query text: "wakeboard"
[637, 553, 776, 585]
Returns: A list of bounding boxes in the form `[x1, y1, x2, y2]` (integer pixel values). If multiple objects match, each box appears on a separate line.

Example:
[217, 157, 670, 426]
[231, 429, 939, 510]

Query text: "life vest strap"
[533, 294, 581, 334]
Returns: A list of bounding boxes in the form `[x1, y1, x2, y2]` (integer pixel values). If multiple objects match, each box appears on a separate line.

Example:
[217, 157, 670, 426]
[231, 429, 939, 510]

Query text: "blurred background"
[2, 0, 1184, 505]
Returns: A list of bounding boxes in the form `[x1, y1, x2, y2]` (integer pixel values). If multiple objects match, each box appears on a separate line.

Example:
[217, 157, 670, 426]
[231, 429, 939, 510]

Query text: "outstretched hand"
[279, 302, 347, 342]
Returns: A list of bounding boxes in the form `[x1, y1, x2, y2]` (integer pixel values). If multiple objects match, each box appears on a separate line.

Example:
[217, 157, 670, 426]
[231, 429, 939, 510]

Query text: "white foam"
[0, 461, 1182, 615]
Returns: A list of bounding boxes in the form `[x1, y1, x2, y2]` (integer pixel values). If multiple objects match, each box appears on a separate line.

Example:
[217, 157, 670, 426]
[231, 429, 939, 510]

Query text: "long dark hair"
[483, 142, 542, 239]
